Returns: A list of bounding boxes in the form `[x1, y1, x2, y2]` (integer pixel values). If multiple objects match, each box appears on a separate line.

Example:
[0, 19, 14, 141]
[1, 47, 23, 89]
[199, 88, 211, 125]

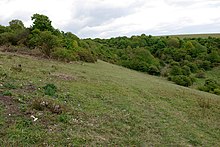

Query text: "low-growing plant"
[43, 83, 57, 97]
[3, 90, 12, 96]
[3, 83, 17, 89]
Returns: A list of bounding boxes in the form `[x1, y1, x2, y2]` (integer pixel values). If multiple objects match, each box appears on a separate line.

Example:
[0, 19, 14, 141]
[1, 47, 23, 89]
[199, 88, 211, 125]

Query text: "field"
[0, 51, 220, 146]
[158, 33, 220, 39]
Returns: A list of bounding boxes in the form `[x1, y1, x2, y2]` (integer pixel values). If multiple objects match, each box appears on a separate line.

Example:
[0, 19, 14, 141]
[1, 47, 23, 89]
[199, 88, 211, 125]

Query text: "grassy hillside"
[0, 51, 220, 146]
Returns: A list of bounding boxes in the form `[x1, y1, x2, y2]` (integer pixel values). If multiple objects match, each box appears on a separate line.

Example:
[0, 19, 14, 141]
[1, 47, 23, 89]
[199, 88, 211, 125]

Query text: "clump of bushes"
[169, 75, 194, 87]
[198, 79, 220, 95]
[195, 70, 206, 78]
[51, 47, 77, 62]
[77, 49, 97, 63]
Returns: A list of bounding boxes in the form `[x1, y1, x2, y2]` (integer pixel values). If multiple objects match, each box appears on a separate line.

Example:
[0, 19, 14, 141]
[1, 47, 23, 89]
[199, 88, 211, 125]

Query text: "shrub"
[77, 49, 96, 63]
[198, 86, 209, 92]
[199, 79, 220, 94]
[43, 83, 57, 96]
[171, 75, 193, 87]
[195, 70, 206, 78]
[182, 65, 191, 76]
[170, 65, 182, 76]
[148, 65, 160, 76]
[214, 89, 220, 95]
[51, 47, 77, 62]
[204, 79, 218, 91]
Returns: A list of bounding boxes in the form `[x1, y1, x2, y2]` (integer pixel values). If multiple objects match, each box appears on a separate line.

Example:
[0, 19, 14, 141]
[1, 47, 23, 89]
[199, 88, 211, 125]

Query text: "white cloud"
[0, 0, 220, 38]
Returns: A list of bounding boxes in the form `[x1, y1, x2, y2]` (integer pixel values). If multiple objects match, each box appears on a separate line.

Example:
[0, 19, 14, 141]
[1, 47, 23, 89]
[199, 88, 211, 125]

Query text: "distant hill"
[158, 33, 220, 39]
[0, 51, 220, 146]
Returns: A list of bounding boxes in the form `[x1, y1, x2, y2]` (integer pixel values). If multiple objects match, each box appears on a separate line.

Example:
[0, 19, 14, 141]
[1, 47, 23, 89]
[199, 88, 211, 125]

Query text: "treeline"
[0, 14, 96, 62]
[1, 14, 220, 94]
[84, 34, 220, 93]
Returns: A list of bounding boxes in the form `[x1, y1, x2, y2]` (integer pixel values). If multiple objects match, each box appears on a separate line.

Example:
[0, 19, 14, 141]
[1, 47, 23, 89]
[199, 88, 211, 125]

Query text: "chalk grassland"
[0, 51, 219, 146]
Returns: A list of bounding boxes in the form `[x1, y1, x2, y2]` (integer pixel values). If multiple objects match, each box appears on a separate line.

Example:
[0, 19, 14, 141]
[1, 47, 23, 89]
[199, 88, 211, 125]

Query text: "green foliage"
[31, 14, 54, 32]
[43, 83, 57, 96]
[195, 70, 206, 78]
[77, 49, 97, 63]
[29, 30, 60, 56]
[214, 88, 220, 95]
[199, 79, 220, 94]
[166, 37, 180, 48]
[51, 47, 77, 62]
[0, 32, 14, 45]
[9, 19, 25, 31]
[148, 65, 160, 75]
[170, 75, 194, 87]
[170, 66, 183, 76]
[3, 90, 12, 96]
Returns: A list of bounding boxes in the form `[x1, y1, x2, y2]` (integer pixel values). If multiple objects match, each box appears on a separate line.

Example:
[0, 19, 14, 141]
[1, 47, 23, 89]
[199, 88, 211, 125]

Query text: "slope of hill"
[159, 33, 220, 39]
[0, 51, 220, 146]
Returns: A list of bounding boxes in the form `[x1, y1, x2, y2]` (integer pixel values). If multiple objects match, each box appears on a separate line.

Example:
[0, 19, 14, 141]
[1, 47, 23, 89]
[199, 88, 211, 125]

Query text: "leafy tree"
[31, 14, 54, 32]
[9, 19, 25, 31]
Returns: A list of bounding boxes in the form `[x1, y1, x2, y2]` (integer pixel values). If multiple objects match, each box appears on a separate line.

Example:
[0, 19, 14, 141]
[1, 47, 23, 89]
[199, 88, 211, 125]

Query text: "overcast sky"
[0, 0, 220, 38]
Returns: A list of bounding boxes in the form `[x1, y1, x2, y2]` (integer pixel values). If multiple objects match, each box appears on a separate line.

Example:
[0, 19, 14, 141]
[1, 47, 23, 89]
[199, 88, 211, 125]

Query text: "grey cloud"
[62, 0, 146, 37]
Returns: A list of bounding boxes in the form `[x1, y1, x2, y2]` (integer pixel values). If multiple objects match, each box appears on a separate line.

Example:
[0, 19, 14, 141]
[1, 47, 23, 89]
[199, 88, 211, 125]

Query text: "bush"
[195, 70, 206, 78]
[199, 79, 220, 94]
[214, 89, 220, 95]
[182, 65, 191, 76]
[204, 79, 219, 91]
[171, 75, 193, 87]
[43, 84, 57, 96]
[77, 49, 96, 63]
[148, 65, 160, 76]
[170, 65, 182, 76]
[51, 47, 77, 62]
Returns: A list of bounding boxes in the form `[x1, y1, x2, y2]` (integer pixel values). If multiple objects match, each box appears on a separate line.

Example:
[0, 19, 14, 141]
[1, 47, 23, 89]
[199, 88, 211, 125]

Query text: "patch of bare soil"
[0, 96, 22, 121]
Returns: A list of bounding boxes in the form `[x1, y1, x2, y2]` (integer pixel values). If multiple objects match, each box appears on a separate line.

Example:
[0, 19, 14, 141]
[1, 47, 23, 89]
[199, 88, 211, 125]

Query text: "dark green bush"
[77, 49, 96, 63]
[199, 79, 220, 94]
[182, 65, 191, 76]
[214, 89, 220, 95]
[148, 65, 160, 76]
[51, 47, 77, 62]
[170, 65, 183, 76]
[43, 83, 57, 96]
[171, 75, 193, 87]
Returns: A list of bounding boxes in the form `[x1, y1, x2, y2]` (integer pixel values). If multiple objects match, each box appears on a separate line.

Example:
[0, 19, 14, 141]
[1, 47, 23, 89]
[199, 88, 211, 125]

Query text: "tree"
[9, 19, 25, 31]
[31, 14, 54, 32]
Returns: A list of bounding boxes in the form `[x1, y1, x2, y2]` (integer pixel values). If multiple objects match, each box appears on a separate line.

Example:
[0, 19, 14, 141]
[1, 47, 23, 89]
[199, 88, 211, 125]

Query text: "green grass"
[0, 51, 220, 146]
[158, 33, 220, 39]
